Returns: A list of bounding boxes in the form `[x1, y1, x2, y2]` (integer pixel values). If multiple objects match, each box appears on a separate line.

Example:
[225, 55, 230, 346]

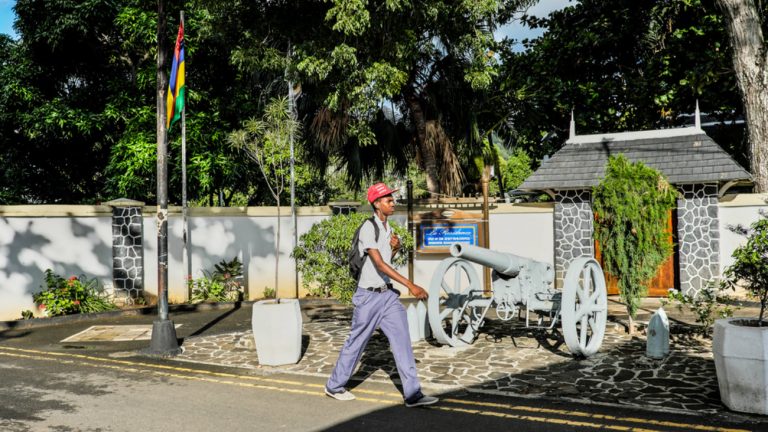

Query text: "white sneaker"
[325, 387, 356, 401]
[405, 395, 439, 407]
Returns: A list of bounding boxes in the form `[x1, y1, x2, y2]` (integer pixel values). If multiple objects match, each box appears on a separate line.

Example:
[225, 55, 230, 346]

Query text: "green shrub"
[723, 217, 768, 325]
[33, 270, 117, 317]
[501, 148, 534, 191]
[188, 257, 244, 303]
[592, 155, 677, 331]
[292, 213, 413, 304]
[663, 281, 737, 337]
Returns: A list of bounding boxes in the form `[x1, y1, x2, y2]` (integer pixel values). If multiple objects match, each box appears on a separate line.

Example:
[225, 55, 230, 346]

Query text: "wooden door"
[594, 210, 677, 297]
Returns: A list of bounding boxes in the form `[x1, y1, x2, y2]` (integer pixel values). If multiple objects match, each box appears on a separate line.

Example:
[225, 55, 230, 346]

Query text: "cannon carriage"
[428, 244, 608, 357]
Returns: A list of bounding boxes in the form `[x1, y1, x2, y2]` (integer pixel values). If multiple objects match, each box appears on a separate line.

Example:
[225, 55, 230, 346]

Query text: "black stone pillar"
[105, 198, 145, 302]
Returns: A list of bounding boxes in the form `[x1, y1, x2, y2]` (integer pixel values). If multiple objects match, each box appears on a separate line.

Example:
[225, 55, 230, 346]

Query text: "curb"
[0, 298, 342, 331]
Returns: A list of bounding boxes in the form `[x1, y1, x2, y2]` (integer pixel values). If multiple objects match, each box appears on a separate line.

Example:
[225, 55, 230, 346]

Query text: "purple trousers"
[326, 287, 423, 402]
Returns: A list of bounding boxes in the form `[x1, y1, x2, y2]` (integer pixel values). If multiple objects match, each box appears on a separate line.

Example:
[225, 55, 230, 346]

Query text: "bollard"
[416, 300, 430, 339]
[407, 301, 430, 342]
[646, 307, 670, 359]
[407, 304, 420, 343]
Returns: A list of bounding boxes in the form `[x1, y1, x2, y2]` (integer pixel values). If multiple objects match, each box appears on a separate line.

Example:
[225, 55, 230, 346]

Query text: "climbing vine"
[592, 155, 678, 329]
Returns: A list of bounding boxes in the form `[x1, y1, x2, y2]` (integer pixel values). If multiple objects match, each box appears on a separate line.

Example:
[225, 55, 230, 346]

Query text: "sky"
[0, 0, 573, 43]
[0, 0, 15, 39]
[498, 0, 575, 48]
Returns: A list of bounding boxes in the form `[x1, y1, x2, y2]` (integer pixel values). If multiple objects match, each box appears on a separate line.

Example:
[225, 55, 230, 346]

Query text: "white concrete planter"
[251, 299, 303, 366]
[713, 318, 768, 415]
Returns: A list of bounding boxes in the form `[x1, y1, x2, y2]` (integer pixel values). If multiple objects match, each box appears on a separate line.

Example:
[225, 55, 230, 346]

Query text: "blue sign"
[421, 224, 478, 248]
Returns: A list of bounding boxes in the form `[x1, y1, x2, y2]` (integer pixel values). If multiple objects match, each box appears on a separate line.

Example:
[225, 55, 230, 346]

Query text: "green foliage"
[229, 97, 300, 206]
[1, 0, 756, 204]
[292, 212, 413, 303]
[105, 105, 156, 200]
[33, 270, 117, 317]
[230, 96, 301, 297]
[283, 0, 534, 194]
[723, 216, 768, 324]
[663, 282, 737, 337]
[213, 256, 244, 284]
[188, 257, 244, 303]
[21, 310, 34, 320]
[500, 148, 533, 191]
[497, 0, 745, 166]
[1, 0, 286, 205]
[592, 155, 678, 319]
[263, 287, 276, 299]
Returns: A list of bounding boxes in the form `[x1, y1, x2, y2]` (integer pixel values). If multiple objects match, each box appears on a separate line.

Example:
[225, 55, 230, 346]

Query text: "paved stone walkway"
[174, 303, 727, 416]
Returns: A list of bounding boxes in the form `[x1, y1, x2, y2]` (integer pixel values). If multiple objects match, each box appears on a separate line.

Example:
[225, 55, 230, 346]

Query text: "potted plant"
[229, 95, 303, 366]
[714, 215, 768, 414]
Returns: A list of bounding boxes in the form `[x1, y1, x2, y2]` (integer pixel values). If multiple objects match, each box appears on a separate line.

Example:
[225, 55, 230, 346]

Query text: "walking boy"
[325, 182, 439, 408]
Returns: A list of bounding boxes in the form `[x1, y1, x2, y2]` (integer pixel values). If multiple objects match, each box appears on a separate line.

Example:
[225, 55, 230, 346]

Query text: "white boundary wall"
[0, 206, 113, 321]
[1, 194, 764, 321]
[718, 194, 768, 274]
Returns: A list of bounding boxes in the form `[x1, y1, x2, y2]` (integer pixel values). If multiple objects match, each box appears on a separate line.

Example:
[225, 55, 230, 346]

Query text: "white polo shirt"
[357, 215, 393, 289]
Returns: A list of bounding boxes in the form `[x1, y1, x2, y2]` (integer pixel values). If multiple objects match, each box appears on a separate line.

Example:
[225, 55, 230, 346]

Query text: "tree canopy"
[0, 0, 764, 204]
[498, 0, 746, 165]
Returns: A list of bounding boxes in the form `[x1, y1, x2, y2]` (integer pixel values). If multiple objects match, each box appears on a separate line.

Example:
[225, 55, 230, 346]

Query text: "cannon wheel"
[561, 257, 608, 357]
[428, 257, 482, 347]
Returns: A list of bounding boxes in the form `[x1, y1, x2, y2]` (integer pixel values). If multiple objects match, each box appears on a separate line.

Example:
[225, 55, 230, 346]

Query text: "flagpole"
[287, 42, 298, 299]
[180, 10, 189, 301]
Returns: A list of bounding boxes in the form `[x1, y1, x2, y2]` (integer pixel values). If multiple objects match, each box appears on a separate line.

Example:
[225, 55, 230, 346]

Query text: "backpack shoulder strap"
[368, 216, 380, 243]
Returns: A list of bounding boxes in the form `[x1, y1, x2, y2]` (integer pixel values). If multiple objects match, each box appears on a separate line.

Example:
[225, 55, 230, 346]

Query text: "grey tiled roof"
[519, 128, 752, 191]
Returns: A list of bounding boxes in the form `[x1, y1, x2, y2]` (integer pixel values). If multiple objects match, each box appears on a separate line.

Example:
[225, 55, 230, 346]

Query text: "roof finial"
[695, 100, 701, 129]
[569, 110, 576, 140]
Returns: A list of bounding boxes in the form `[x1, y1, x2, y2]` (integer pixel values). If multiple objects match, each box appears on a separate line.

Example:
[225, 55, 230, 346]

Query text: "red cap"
[366, 182, 398, 204]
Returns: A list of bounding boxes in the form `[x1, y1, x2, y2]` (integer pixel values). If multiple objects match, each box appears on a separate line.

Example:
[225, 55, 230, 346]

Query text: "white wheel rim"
[561, 257, 607, 357]
[428, 258, 482, 346]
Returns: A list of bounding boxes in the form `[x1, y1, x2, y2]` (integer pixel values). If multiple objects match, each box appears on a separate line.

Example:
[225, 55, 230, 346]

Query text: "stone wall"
[111, 206, 144, 299]
[554, 190, 594, 287]
[676, 184, 720, 296]
[2, 195, 763, 321]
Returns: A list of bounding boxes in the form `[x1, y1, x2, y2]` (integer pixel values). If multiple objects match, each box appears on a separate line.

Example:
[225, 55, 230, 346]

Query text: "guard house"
[519, 112, 752, 297]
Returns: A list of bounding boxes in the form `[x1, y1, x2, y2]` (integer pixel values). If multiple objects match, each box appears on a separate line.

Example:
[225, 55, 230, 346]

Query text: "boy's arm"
[367, 248, 428, 299]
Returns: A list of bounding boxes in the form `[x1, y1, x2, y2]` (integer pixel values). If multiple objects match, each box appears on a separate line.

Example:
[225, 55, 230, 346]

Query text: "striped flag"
[166, 22, 185, 128]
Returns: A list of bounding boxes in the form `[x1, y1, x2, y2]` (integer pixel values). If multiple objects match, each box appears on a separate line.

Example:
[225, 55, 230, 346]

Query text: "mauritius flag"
[166, 22, 185, 128]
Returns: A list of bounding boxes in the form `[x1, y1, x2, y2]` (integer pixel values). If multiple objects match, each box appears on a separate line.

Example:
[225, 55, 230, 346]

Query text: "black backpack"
[348, 216, 380, 282]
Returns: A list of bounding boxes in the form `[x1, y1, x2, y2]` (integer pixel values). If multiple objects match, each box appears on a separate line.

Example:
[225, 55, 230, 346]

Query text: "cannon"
[428, 244, 607, 357]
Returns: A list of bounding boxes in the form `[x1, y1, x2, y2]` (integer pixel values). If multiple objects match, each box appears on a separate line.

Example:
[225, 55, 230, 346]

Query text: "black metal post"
[149, 4, 181, 356]
[482, 167, 491, 292]
[407, 179, 414, 283]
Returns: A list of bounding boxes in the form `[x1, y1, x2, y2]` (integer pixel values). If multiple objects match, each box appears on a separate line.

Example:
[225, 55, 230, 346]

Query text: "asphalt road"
[1, 343, 765, 432]
[1, 305, 767, 431]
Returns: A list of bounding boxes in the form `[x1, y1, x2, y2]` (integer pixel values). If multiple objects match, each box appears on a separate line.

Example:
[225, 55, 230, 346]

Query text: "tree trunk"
[718, 0, 768, 192]
[406, 95, 440, 195]
[275, 195, 281, 301]
[627, 314, 635, 336]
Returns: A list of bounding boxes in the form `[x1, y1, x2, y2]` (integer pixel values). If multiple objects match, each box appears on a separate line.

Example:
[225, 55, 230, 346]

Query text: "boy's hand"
[408, 283, 428, 300]
[390, 233, 401, 251]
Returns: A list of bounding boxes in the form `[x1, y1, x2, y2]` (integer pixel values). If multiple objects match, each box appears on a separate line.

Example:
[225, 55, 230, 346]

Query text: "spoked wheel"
[427, 257, 483, 347]
[561, 257, 608, 357]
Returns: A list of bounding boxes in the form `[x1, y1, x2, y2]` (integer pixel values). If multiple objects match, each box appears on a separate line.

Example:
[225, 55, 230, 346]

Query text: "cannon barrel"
[449, 243, 530, 277]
